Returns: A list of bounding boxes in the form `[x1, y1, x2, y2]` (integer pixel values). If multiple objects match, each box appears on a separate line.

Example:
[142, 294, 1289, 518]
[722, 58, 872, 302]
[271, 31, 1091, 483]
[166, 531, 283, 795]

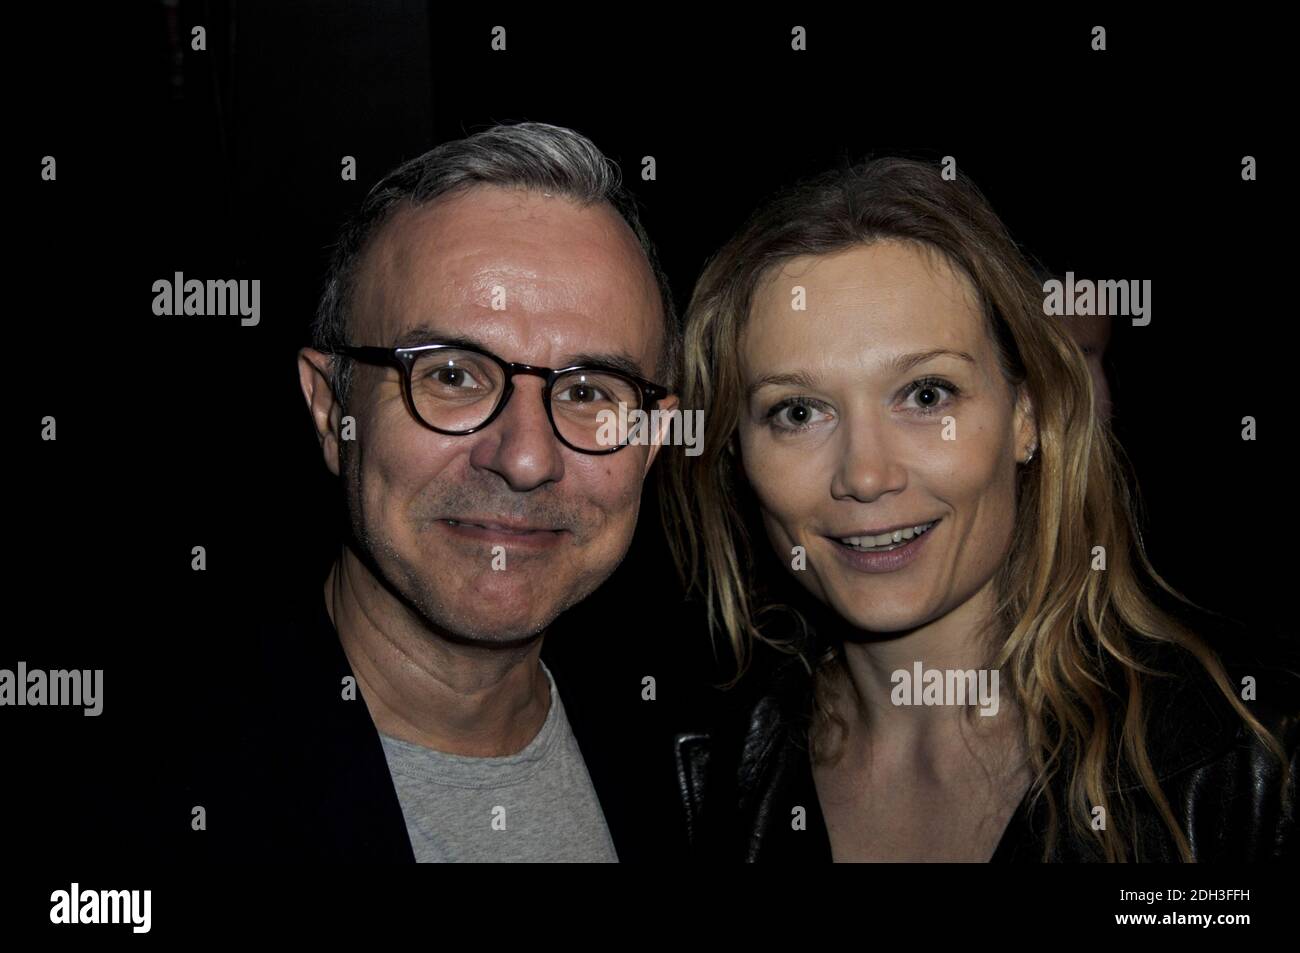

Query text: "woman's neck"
[829, 577, 1021, 766]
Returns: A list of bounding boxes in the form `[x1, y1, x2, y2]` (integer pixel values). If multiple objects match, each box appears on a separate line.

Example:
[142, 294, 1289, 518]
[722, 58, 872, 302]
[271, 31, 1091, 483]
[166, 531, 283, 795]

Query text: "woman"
[664, 157, 1297, 862]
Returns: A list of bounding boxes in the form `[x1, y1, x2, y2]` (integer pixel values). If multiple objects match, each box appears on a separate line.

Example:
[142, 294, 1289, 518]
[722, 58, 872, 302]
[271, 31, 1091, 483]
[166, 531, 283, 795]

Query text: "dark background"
[11, 4, 1292, 862]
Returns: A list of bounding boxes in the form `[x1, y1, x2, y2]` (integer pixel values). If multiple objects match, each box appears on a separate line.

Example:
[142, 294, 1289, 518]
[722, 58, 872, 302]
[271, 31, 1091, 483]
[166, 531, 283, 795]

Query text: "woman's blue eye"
[765, 398, 832, 432]
[763, 378, 959, 431]
[901, 377, 959, 415]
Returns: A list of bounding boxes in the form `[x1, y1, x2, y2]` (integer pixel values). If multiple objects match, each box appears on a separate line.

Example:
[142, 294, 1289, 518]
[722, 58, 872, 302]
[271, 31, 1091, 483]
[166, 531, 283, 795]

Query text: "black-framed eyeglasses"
[330, 341, 671, 455]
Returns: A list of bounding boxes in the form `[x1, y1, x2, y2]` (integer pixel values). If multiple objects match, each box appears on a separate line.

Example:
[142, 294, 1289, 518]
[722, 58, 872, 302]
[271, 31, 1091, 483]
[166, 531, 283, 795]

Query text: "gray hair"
[311, 121, 680, 408]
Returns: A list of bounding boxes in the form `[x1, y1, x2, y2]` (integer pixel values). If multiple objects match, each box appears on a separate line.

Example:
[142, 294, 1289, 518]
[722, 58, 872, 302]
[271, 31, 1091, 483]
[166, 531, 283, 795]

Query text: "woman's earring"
[1025, 444, 1037, 464]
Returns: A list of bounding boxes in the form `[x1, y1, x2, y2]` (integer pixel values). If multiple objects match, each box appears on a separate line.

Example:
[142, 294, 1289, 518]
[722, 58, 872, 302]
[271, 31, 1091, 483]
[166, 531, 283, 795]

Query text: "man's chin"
[422, 592, 572, 646]
[438, 624, 551, 649]
[403, 565, 603, 645]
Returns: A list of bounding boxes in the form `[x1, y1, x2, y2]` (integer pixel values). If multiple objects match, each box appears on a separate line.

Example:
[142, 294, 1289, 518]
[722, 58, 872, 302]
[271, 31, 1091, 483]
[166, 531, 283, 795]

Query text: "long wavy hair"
[662, 156, 1291, 862]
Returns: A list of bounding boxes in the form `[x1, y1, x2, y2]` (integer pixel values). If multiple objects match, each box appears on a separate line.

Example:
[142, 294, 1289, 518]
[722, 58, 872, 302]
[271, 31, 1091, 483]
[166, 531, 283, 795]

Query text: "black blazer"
[674, 641, 1300, 862]
[179, 572, 698, 862]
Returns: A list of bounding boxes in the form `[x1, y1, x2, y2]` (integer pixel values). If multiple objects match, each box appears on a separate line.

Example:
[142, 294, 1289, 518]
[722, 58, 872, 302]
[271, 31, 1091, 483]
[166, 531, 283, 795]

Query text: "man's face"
[1062, 312, 1113, 421]
[311, 184, 673, 643]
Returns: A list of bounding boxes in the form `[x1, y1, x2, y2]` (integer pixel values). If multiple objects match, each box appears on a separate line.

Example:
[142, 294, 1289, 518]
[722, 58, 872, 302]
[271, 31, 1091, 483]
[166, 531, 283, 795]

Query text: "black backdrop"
[10, 0, 1294, 897]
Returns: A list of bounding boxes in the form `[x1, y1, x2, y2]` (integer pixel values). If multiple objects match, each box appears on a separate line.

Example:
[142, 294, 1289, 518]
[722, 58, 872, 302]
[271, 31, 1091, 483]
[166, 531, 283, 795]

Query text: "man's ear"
[298, 347, 343, 477]
[643, 394, 681, 477]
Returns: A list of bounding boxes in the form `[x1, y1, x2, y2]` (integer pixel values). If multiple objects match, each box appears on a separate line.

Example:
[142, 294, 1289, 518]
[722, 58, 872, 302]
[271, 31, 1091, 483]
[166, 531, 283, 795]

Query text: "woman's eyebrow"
[886, 348, 977, 374]
[746, 349, 976, 399]
[746, 370, 822, 398]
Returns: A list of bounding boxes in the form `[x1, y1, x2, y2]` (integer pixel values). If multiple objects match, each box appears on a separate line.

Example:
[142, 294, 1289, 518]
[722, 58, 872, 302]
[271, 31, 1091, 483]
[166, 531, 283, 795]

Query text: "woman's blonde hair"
[662, 156, 1290, 862]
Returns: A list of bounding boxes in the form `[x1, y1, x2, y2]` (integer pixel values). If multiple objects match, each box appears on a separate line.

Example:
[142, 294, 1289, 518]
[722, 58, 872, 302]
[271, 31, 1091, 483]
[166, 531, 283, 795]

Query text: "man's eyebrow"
[746, 349, 976, 398]
[390, 324, 465, 348]
[389, 325, 647, 377]
[384, 323, 447, 345]
[562, 351, 646, 378]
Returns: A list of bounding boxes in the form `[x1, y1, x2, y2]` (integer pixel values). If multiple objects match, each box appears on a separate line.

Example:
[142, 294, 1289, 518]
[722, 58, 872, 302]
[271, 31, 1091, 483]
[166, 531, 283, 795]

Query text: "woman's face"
[737, 240, 1036, 635]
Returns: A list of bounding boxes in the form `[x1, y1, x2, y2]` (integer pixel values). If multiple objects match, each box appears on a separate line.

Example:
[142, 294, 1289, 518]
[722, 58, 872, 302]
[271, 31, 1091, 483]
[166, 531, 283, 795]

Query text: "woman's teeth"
[838, 520, 936, 552]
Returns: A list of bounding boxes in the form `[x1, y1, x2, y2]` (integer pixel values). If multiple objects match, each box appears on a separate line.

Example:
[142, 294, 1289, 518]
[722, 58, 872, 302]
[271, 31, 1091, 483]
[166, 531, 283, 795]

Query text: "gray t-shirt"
[377, 661, 619, 862]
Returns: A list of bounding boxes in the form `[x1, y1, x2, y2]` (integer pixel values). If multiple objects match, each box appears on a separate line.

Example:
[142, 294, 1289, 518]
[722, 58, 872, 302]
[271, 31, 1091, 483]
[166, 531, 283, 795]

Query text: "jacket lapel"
[258, 581, 416, 862]
[721, 644, 1242, 862]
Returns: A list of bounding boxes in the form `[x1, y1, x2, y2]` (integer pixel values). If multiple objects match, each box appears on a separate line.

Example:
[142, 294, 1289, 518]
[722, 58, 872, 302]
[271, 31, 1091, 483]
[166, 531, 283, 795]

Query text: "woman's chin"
[823, 594, 934, 638]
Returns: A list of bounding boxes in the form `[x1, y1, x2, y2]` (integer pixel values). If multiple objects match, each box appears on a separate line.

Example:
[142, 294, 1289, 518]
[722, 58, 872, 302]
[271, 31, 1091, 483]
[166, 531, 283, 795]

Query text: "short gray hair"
[311, 121, 680, 407]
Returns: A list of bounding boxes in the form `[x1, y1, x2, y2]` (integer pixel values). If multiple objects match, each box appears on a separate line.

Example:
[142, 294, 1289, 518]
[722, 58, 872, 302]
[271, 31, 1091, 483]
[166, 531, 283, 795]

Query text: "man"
[217, 122, 688, 862]
[1037, 267, 1115, 421]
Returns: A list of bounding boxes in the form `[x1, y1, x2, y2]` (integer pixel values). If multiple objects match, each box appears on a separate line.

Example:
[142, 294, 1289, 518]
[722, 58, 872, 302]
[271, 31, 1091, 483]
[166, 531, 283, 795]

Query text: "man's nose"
[467, 376, 566, 491]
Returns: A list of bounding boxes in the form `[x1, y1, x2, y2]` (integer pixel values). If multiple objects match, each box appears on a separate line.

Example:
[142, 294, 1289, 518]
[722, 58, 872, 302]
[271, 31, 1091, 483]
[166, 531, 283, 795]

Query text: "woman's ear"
[1014, 385, 1038, 464]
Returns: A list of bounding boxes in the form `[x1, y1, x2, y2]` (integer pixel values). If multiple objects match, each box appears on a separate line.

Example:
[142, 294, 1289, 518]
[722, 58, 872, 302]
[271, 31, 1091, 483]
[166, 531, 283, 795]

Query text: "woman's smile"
[826, 516, 941, 573]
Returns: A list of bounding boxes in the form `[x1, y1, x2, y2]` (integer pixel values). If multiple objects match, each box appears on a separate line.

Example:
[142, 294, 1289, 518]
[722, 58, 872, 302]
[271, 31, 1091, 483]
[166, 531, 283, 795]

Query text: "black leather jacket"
[674, 643, 1299, 862]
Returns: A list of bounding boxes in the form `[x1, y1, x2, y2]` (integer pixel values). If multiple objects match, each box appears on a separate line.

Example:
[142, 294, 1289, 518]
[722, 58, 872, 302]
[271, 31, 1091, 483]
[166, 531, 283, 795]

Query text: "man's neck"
[323, 551, 551, 757]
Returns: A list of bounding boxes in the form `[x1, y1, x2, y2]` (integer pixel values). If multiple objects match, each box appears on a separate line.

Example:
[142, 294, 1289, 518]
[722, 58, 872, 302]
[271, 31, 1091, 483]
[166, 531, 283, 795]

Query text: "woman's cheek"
[745, 440, 807, 517]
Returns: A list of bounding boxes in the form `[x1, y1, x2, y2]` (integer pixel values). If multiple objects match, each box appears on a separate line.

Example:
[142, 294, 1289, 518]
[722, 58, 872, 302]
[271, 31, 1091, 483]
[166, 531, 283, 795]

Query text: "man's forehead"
[353, 186, 662, 362]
